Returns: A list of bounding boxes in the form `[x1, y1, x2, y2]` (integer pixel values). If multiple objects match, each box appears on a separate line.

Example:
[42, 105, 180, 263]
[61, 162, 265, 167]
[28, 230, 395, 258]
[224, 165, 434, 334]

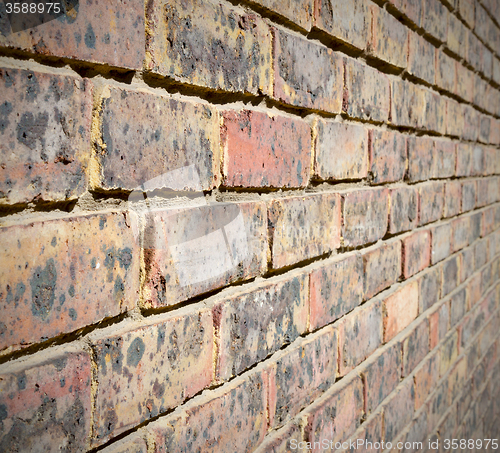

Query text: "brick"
[433, 139, 456, 179]
[418, 181, 444, 226]
[472, 145, 485, 177]
[382, 380, 415, 443]
[362, 240, 402, 300]
[467, 32, 483, 71]
[444, 181, 461, 218]
[461, 180, 476, 212]
[338, 298, 382, 375]
[451, 216, 470, 252]
[435, 49, 456, 93]
[389, 187, 418, 234]
[100, 434, 148, 453]
[367, 5, 408, 68]
[314, 120, 368, 181]
[146, 0, 271, 95]
[408, 31, 435, 85]
[441, 255, 460, 297]
[0, 345, 91, 451]
[249, 0, 313, 31]
[400, 409, 428, 452]
[474, 3, 497, 47]
[481, 206, 496, 237]
[475, 238, 489, 269]
[418, 267, 441, 312]
[422, 88, 447, 134]
[456, 144, 473, 177]
[494, 58, 500, 86]
[402, 318, 429, 376]
[0, 212, 139, 353]
[403, 229, 431, 277]
[142, 200, 267, 308]
[479, 114, 491, 144]
[390, 78, 426, 128]
[344, 57, 390, 122]
[361, 343, 401, 415]
[215, 272, 308, 381]
[253, 422, 304, 453]
[435, 407, 457, 445]
[91, 307, 213, 445]
[439, 330, 459, 376]
[389, 0, 422, 26]
[447, 14, 469, 60]
[150, 371, 267, 453]
[450, 287, 467, 327]
[301, 375, 363, 446]
[433, 221, 453, 267]
[0, 67, 92, 205]
[476, 179, 490, 208]
[473, 76, 488, 113]
[414, 352, 439, 409]
[429, 300, 449, 348]
[422, 0, 448, 42]
[466, 262, 480, 294]
[446, 98, 464, 137]
[221, 109, 311, 188]
[339, 413, 383, 453]
[462, 104, 479, 142]
[269, 193, 341, 268]
[455, 63, 474, 103]
[313, 0, 369, 50]
[406, 136, 434, 182]
[267, 328, 337, 428]
[273, 28, 343, 112]
[458, 0, 475, 28]
[310, 253, 363, 330]
[383, 282, 419, 341]
[0, 0, 144, 68]
[368, 129, 406, 184]
[481, 46, 493, 80]
[342, 188, 389, 247]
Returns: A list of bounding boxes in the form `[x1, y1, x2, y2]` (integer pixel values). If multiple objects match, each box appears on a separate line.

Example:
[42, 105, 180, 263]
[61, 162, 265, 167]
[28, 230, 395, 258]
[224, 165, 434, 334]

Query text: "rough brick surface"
[418, 181, 445, 226]
[408, 31, 435, 84]
[368, 129, 406, 184]
[383, 282, 419, 341]
[403, 229, 431, 278]
[389, 186, 418, 234]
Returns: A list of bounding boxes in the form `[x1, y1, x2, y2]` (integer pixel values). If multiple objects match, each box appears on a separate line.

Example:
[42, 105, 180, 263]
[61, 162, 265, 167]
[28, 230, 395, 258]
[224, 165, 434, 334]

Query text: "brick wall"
[0, 0, 499, 451]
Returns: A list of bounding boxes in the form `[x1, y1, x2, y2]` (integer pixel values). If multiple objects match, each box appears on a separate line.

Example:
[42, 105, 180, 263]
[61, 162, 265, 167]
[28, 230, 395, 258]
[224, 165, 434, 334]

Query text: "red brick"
[253, 422, 304, 453]
[221, 109, 311, 188]
[422, 88, 447, 134]
[150, 371, 267, 453]
[0, 67, 92, 205]
[362, 240, 402, 300]
[383, 282, 419, 341]
[344, 57, 390, 123]
[100, 435, 147, 453]
[91, 306, 213, 446]
[462, 104, 480, 142]
[431, 223, 451, 265]
[472, 146, 485, 177]
[455, 62, 474, 103]
[444, 181, 461, 218]
[146, 0, 272, 95]
[456, 143, 473, 177]
[461, 180, 476, 213]
[418, 181, 444, 226]
[389, 0, 422, 26]
[441, 255, 460, 296]
[402, 317, 430, 376]
[473, 76, 489, 113]
[0, 212, 139, 353]
[406, 136, 434, 182]
[408, 31, 435, 85]
[482, 206, 497, 237]
[367, 5, 408, 68]
[273, 28, 343, 112]
[338, 297, 382, 375]
[475, 239, 489, 271]
[368, 129, 406, 184]
[435, 49, 456, 93]
[457, 0, 475, 28]
[451, 216, 470, 252]
[250, 0, 314, 31]
[269, 193, 341, 268]
[382, 379, 415, 443]
[447, 14, 469, 60]
[342, 188, 389, 247]
[267, 327, 337, 428]
[450, 287, 467, 327]
[446, 98, 464, 137]
[467, 271, 481, 307]
[313, 0, 369, 50]
[474, 3, 497, 50]
[390, 78, 426, 128]
[399, 409, 429, 452]
[310, 253, 363, 330]
[422, 0, 448, 42]
[95, 86, 220, 191]
[414, 351, 439, 409]
[215, 272, 308, 381]
[433, 139, 456, 179]
[338, 413, 383, 453]
[403, 229, 431, 277]
[429, 300, 450, 348]
[418, 267, 441, 312]
[389, 186, 418, 234]
[0, 0, 144, 68]
[439, 330, 459, 376]
[314, 120, 368, 181]
[0, 345, 91, 451]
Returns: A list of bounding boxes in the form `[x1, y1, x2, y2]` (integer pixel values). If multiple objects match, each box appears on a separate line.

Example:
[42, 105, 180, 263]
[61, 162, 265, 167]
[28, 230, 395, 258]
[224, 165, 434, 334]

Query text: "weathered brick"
[467, 268, 481, 303]
[494, 58, 500, 86]
[418, 181, 444, 226]
[479, 114, 491, 144]
[0, 212, 139, 353]
[446, 98, 465, 137]
[427, 381, 449, 431]
[403, 229, 431, 277]
[314, 119, 368, 181]
[310, 253, 363, 330]
[481, 206, 497, 237]
[269, 193, 341, 268]
[150, 371, 267, 453]
[273, 28, 343, 112]
[368, 129, 406, 184]
[434, 139, 456, 179]
[215, 272, 308, 381]
[461, 180, 476, 213]
[414, 351, 439, 409]
[389, 0, 422, 26]
[418, 267, 441, 312]
[383, 282, 419, 341]
[406, 136, 434, 182]
[451, 216, 470, 252]
[141, 201, 267, 307]
[423, 88, 447, 135]
[338, 297, 382, 375]
[456, 143, 473, 177]
[475, 238, 489, 270]
[249, 0, 314, 31]
[389, 186, 418, 234]
[455, 63, 474, 103]
[474, 3, 497, 49]
[408, 31, 435, 85]
[441, 255, 460, 297]
[382, 379, 415, 443]
[338, 413, 383, 453]
[462, 104, 480, 142]
[314, 0, 369, 50]
[390, 78, 426, 128]
[367, 5, 408, 68]
[0, 0, 144, 68]
[422, 0, 448, 42]
[429, 300, 449, 348]
[402, 317, 429, 376]
[457, 0, 475, 28]
[444, 181, 461, 218]
[450, 287, 467, 327]
[431, 223, 451, 265]
[342, 188, 389, 247]
[100, 434, 148, 453]
[344, 57, 390, 122]
[362, 239, 402, 300]
[0, 345, 91, 451]
[146, 0, 272, 95]
[221, 109, 311, 188]
[435, 49, 456, 94]
[0, 67, 92, 205]
[472, 145, 485, 177]
[447, 14, 469, 60]
[439, 330, 459, 376]
[253, 422, 304, 453]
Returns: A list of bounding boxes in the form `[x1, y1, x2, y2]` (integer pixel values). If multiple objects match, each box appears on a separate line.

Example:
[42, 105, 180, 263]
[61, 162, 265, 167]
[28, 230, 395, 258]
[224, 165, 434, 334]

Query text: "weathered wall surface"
[0, 0, 500, 451]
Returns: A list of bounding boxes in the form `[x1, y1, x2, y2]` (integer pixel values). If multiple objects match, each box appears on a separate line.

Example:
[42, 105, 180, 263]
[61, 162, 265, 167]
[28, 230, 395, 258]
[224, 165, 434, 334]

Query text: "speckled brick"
[338, 413, 383, 453]
[314, 119, 368, 181]
[149, 371, 267, 453]
[214, 272, 308, 381]
[450, 288, 467, 328]
[142, 200, 267, 308]
[414, 351, 439, 409]
[309, 253, 363, 330]
[439, 330, 459, 376]
[431, 223, 452, 265]
[269, 193, 341, 269]
[362, 240, 401, 300]
[406, 137, 433, 183]
[0, 212, 139, 353]
[249, 0, 314, 31]
[390, 78, 426, 128]
[402, 229, 431, 278]
[368, 129, 406, 184]
[456, 143, 473, 177]
[444, 181, 462, 218]
[422, 88, 447, 134]
[434, 139, 456, 179]
[418, 267, 441, 312]
[383, 282, 419, 341]
[429, 300, 449, 348]
[422, 0, 448, 42]
[342, 188, 389, 247]
[479, 115, 492, 144]
[0, 345, 91, 452]
[441, 255, 460, 297]
[436, 50, 456, 94]
[447, 14, 468, 60]
[461, 180, 476, 213]
[0, 0, 144, 68]
[446, 98, 465, 137]
[91, 307, 213, 446]
[389, 0, 422, 26]
[456, 63, 474, 103]
[95, 86, 220, 191]
[253, 422, 305, 453]
[389, 187, 418, 234]
[408, 31, 434, 84]
[338, 297, 382, 375]
[451, 216, 470, 252]
[0, 67, 91, 205]
[461, 247, 475, 283]
[382, 379, 415, 443]
[146, 0, 272, 95]
[462, 104, 479, 142]
[418, 181, 444, 226]
[344, 57, 390, 123]
[273, 27, 343, 112]
[402, 317, 429, 376]
[100, 433, 148, 453]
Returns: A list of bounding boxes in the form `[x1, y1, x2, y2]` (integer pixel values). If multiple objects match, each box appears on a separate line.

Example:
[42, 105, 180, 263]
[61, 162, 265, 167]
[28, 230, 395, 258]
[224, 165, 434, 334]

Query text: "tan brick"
[418, 181, 445, 226]
[388, 0, 422, 26]
[406, 136, 434, 182]
[389, 186, 418, 234]
[444, 181, 462, 218]
[455, 63, 474, 103]
[414, 351, 439, 409]
[434, 139, 456, 179]
[422, 0, 448, 42]
[446, 98, 465, 137]
[368, 129, 406, 184]
[383, 281, 419, 341]
[249, 0, 314, 31]
[402, 318, 429, 376]
[390, 78, 426, 128]
[403, 229, 431, 277]
[458, 0, 475, 28]
[452, 216, 470, 252]
[461, 180, 476, 212]
[462, 104, 480, 142]
[382, 379, 415, 443]
[447, 13, 469, 59]
[439, 330, 459, 376]
[408, 31, 435, 84]
[431, 223, 452, 265]
[435, 49, 456, 93]
[418, 266, 441, 312]
[100, 434, 148, 453]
